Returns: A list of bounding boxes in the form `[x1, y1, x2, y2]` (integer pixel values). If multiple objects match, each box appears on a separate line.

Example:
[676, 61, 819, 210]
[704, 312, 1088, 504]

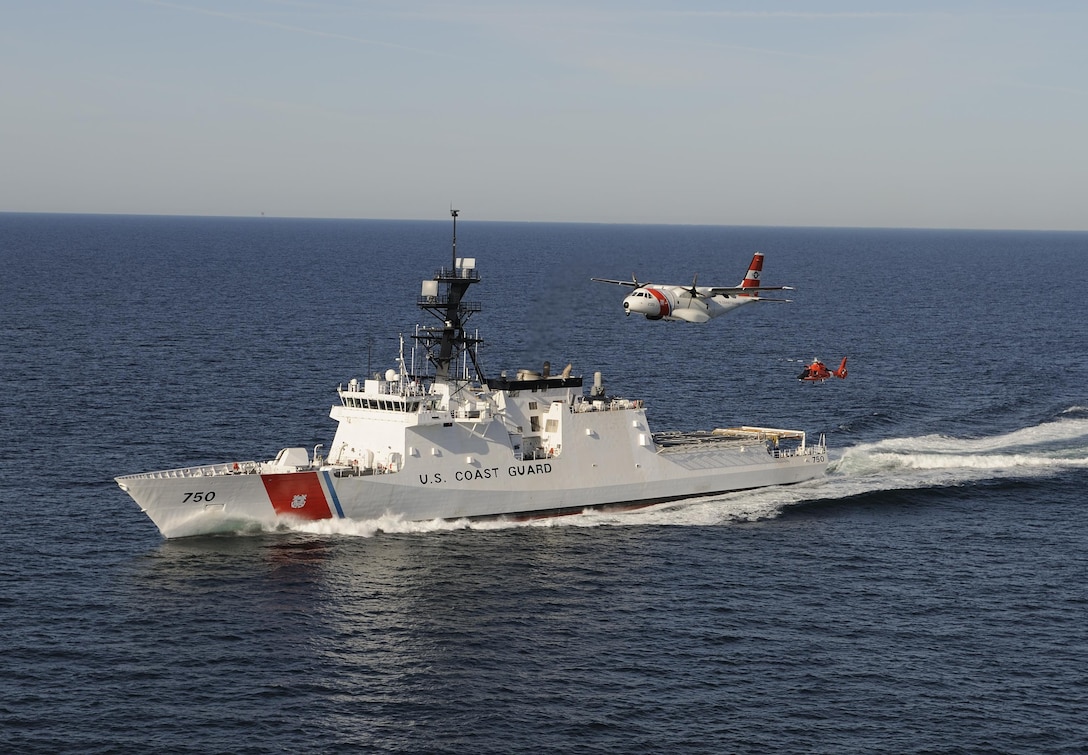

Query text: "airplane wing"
[701, 285, 795, 295]
[591, 277, 642, 287]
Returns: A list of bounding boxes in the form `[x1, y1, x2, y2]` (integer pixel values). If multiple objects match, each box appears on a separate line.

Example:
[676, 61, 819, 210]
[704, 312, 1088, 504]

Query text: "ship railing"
[572, 397, 644, 413]
[417, 295, 482, 312]
[432, 266, 481, 282]
[454, 406, 491, 420]
[338, 381, 431, 397]
[713, 426, 806, 443]
[117, 460, 263, 480]
[653, 427, 809, 455]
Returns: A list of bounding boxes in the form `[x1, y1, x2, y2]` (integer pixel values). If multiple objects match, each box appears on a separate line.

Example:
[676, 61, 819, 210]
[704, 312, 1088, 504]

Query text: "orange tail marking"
[834, 357, 848, 379]
[739, 252, 763, 297]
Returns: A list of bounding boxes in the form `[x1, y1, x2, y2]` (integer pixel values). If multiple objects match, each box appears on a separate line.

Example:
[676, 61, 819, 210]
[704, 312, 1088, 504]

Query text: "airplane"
[591, 252, 793, 323]
[798, 357, 848, 382]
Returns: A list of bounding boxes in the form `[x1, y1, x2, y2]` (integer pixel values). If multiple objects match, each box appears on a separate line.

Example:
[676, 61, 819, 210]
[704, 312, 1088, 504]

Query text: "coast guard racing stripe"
[648, 288, 671, 317]
[261, 472, 333, 520]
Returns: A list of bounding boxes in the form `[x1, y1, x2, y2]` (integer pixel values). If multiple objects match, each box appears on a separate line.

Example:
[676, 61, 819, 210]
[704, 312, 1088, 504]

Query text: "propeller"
[684, 275, 709, 310]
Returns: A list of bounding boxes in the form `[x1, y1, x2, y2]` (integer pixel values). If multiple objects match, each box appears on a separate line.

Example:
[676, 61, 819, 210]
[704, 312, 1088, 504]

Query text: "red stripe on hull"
[261, 472, 333, 520]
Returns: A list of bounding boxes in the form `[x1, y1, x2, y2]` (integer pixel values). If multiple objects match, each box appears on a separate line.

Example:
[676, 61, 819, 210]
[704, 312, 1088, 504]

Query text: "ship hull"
[117, 438, 827, 538]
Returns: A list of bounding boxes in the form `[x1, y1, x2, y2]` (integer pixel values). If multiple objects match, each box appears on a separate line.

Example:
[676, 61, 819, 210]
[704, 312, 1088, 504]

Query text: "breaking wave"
[284, 412, 1088, 536]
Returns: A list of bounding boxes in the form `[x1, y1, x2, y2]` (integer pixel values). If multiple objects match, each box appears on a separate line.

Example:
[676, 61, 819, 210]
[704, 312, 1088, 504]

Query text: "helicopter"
[798, 357, 848, 382]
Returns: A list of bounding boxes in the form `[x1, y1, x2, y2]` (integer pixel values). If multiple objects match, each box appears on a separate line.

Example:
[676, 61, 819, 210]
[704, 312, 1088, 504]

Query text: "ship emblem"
[290, 494, 307, 509]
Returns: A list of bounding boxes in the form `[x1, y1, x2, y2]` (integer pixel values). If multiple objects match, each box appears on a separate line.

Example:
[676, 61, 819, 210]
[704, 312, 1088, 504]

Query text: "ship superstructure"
[117, 212, 828, 538]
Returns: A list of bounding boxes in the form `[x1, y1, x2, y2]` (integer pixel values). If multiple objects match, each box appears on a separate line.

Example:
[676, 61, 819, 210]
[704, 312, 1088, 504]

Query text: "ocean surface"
[2, 213, 1087, 754]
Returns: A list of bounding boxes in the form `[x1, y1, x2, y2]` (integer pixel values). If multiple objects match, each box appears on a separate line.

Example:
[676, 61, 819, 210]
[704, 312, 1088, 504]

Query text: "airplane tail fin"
[834, 357, 848, 379]
[738, 253, 764, 297]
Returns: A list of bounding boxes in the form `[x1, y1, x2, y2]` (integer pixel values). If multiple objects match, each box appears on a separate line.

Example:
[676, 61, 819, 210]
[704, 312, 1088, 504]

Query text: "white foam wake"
[284, 414, 1088, 536]
[835, 415, 1088, 474]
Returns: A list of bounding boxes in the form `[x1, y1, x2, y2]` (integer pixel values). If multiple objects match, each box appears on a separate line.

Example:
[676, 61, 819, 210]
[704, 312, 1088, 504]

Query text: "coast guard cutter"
[116, 211, 829, 538]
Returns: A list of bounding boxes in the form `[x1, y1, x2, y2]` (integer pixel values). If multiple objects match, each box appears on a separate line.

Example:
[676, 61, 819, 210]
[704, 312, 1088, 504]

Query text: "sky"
[2, 1, 1086, 230]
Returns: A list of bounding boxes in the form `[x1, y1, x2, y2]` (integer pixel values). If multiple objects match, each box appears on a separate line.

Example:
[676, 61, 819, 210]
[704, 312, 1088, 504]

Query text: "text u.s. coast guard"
[419, 462, 553, 485]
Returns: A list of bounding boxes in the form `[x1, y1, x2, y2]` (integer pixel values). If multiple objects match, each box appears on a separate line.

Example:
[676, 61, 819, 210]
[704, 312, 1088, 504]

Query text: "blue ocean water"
[1, 213, 1087, 754]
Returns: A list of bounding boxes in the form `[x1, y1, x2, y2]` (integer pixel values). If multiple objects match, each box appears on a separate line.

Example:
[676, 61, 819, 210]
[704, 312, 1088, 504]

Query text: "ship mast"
[413, 209, 484, 382]
[451, 207, 457, 272]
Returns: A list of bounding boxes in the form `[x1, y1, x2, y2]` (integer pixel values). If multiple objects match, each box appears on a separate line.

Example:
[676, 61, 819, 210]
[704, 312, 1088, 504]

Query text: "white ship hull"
[116, 215, 829, 538]
[118, 412, 827, 539]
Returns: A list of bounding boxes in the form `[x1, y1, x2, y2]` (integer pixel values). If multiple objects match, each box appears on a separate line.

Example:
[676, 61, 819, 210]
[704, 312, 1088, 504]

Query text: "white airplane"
[592, 252, 793, 323]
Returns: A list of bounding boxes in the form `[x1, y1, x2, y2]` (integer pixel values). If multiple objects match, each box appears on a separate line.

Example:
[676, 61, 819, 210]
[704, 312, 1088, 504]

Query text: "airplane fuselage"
[593, 251, 791, 324]
[623, 286, 757, 323]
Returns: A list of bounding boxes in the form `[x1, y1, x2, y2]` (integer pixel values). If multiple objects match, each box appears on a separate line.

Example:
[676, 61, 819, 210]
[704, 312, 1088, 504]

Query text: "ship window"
[529, 402, 538, 410]
[530, 416, 540, 432]
[545, 419, 559, 432]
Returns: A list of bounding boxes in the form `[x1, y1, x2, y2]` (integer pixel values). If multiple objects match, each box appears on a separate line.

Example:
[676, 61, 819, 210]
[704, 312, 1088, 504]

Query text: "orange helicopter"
[798, 357, 848, 382]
